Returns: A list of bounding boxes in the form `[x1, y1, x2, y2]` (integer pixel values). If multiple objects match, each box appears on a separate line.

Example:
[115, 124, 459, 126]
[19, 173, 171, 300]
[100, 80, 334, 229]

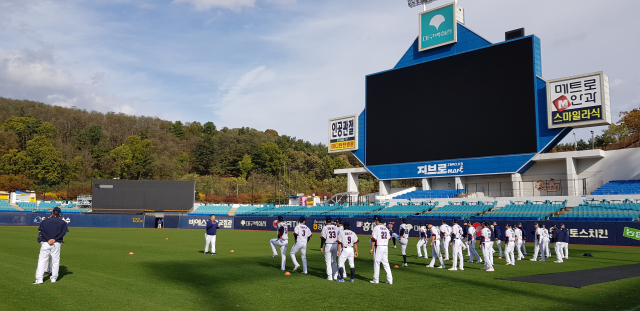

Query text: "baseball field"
[1, 227, 639, 311]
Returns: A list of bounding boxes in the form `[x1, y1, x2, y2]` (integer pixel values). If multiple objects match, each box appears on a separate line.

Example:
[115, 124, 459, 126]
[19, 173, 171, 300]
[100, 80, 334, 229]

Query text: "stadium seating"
[235, 204, 278, 216]
[0, 201, 20, 212]
[393, 189, 465, 200]
[286, 204, 345, 217]
[480, 200, 565, 221]
[591, 180, 640, 195]
[189, 204, 233, 216]
[378, 202, 437, 218]
[324, 203, 388, 218]
[550, 199, 640, 221]
[415, 201, 494, 219]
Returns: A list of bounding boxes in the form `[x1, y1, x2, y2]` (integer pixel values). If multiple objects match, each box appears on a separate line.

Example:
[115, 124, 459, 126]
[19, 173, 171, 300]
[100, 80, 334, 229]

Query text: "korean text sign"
[328, 115, 358, 153]
[547, 71, 611, 129]
[419, 2, 457, 52]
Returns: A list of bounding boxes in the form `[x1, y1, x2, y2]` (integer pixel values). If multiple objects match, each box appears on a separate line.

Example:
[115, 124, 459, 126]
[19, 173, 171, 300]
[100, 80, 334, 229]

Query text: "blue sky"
[0, 0, 638, 145]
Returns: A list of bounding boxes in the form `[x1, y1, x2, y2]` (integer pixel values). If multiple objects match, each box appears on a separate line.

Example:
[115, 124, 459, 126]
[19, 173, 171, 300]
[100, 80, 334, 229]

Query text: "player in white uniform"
[426, 223, 446, 269]
[540, 225, 550, 262]
[269, 215, 289, 270]
[391, 218, 410, 267]
[463, 221, 471, 258]
[517, 223, 528, 256]
[336, 221, 359, 283]
[504, 224, 515, 266]
[531, 223, 542, 261]
[467, 222, 482, 263]
[321, 216, 339, 280]
[370, 215, 393, 284]
[514, 224, 524, 260]
[481, 222, 494, 271]
[416, 223, 429, 259]
[290, 216, 312, 274]
[440, 220, 452, 260]
[449, 219, 464, 271]
[544, 224, 551, 258]
[561, 224, 569, 259]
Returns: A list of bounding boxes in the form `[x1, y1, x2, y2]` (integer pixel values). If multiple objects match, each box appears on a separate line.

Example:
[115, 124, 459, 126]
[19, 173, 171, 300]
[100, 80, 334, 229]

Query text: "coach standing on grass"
[34, 207, 68, 284]
[204, 215, 219, 255]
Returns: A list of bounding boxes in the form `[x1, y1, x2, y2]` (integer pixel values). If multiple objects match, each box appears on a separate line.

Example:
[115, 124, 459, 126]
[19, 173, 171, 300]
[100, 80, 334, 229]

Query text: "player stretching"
[291, 216, 312, 274]
[531, 223, 542, 261]
[440, 220, 452, 260]
[336, 221, 359, 283]
[449, 219, 464, 271]
[426, 223, 445, 269]
[416, 223, 429, 259]
[514, 224, 524, 260]
[481, 222, 494, 272]
[504, 224, 515, 266]
[467, 222, 482, 264]
[269, 216, 289, 271]
[321, 216, 339, 281]
[370, 215, 393, 284]
[391, 218, 410, 266]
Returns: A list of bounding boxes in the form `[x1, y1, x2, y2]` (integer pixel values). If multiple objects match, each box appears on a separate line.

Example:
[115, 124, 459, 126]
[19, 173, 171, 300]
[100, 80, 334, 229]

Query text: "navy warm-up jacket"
[493, 226, 502, 241]
[37, 217, 68, 243]
[206, 220, 219, 235]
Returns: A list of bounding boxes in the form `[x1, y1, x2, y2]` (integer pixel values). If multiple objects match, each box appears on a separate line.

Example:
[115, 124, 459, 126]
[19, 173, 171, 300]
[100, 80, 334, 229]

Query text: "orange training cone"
[284, 272, 291, 276]
[230, 250, 235, 253]
[394, 265, 399, 268]
[129, 252, 134, 255]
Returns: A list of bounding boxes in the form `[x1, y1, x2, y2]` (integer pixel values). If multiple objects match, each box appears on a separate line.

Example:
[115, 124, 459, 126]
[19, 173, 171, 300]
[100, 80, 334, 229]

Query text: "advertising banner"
[328, 115, 358, 153]
[547, 71, 611, 129]
[419, 1, 458, 52]
[178, 215, 234, 230]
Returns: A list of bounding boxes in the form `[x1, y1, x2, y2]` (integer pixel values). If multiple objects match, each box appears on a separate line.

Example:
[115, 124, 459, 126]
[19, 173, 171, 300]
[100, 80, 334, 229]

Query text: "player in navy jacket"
[204, 215, 220, 255]
[492, 222, 503, 259]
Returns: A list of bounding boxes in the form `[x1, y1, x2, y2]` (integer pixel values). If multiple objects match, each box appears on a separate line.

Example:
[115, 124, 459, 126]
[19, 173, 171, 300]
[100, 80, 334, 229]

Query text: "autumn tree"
[109, 135, 154, 179]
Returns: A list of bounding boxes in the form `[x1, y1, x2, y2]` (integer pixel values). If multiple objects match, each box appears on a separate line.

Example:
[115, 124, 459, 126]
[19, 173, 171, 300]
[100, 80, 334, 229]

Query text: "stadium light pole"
[591, 130, 595, 149]
[573, 132, 577, 151]
[407, 0, 437, 11]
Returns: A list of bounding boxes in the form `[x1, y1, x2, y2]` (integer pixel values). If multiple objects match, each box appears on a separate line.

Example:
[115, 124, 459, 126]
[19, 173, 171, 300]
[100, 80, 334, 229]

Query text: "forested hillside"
[0, 98, 378, 202]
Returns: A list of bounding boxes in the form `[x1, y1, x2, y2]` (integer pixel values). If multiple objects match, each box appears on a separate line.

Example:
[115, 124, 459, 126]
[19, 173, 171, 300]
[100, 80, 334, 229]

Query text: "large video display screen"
[92, 180, 195, 211]
[366, 37, 538, 166]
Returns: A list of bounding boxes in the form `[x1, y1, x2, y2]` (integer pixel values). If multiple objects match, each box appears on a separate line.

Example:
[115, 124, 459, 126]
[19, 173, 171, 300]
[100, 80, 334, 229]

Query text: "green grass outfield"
[1, 227, 640, 311]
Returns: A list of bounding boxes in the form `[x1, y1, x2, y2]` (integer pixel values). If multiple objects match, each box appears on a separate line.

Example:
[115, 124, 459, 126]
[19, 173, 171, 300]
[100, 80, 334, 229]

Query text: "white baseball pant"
[539, 238, 550, 261]
[392, 233, 408, 255]
[495, 240, 503, 257]
[505, 241, 515, 265]
[205, 234, 217, 254]
[324, 243, 338, 279]
[554, 242, 564, 263]
[429, 240, 445, 268]
[451, 239, 464, 270]
[417, 238, 428, 258]
[516, 240, 524, 260]
[373, 246, 392, 284]
[562, 242, 569, 258]
[441, 236, 451, 259]
[482, 241, 494, 270]
[290, 242, 308, 273]
[533, 239, 540, 258]
[35, 242, 61, 283]
[270, 238, 288, 270]
[338, 247, 355, 279]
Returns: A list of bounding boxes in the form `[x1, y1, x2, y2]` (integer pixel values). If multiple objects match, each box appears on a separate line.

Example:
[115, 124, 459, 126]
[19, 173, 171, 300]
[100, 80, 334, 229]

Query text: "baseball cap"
[518, 223, 523, 226]
[534, 222, 539, 226]
[336, 218, 343, 224]
[325, 216, 332, 222]
[343, 221, 350, 228]
[298, 216, 306, 222]
[373, 215, 383, 222]
[441, 219, 446, 223]
[419, 223, 424, 226]
[52, 207, 61, 214]
[560, 223, 565, 227]
[452, 219, 458, 223]
[400, 218, 406, 223]
[277, 215, 284, 221]
[505, 223, 510, 227]
[426, 222, 432, 226]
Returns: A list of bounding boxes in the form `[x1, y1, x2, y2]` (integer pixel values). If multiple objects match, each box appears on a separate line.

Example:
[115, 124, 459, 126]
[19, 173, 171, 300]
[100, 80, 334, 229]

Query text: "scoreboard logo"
[419, 1, 458, 52]
[328, 115, 358, 153]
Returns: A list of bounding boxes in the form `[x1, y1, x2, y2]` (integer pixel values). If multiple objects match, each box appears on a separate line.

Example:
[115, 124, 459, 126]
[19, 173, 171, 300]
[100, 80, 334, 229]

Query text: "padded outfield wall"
[2, 212, 638, 247]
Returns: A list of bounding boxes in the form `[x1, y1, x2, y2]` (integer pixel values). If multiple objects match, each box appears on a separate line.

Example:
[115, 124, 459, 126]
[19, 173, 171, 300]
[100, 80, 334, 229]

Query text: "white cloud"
[172, 0, 256, 11]
[139, 3, 156, 10]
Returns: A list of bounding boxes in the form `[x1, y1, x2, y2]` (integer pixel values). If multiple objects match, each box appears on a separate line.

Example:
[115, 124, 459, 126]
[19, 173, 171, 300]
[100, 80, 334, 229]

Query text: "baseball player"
[449, 219, 464, 271]
[391, 218, 410, 266]
[440, 220, 452, 260]
[552, 224, 564, 263]
[531, 223, 542, 261]
[535, 224, 550, 262]
[416, 223, 429, 259]
[467, 222, 482, 264]
[426, 223, 446, 269]
[290, 216, 312, 274]
[493, 221, 503, 259]
[204, 214, 220, 255]
[463, 221, 471, 258]
[369, 215, 392, 284]
[336, 218, 344, 235]
[481, 222, 494, 272]
[518, 223, 528, 256]
[561, 224, 569, 259]
[544, 224, 551, 258]
[34, 207, 68, 284]
[504, 224, 515, 266]
[269, 215, 289, 270]
[321, 216, 339, 280]
[336, 221, 359, 283]
[514, 224, 524, 260]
